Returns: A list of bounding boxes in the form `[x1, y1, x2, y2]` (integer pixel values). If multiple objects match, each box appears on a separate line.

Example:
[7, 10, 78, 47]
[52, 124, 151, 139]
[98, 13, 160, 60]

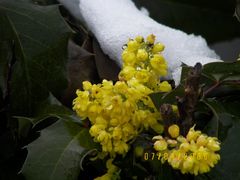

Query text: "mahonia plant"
[73, 34, 221, 179]
[73, 34, 171, 179]
[153, 124, 221, 175]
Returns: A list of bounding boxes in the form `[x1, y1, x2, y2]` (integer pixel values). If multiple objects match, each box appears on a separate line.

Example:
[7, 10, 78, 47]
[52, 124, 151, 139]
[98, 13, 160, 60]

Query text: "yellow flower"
[182, 156, 195, 171]
[150, 54, 167, 76]
[136, 49, 148, 61]
[158, 81, 172, 92]
[127, 40, 140, 51]
[152, 43, 165, 53]
[147, 34, 156, 44]
[89, 124, 106, 137]
[135, 35, 144, 43]
[154, 125, 221, 175]
[206, 137, 220, 151]
[122, 50, 136, 66]
[196, 134, 208, 146]
[73, 35, 169, 158]
[82, 81, 92, 90]
[135, 70, 150, 83]
[97, 131, 111, 144]
[154, 139, 168, 151]
[118, 66, 135, 81]
[186, 126, 201, 142]
[112, 127, 122, 140]
[168, 124, 180, 138]
[114, 141, 129, 154]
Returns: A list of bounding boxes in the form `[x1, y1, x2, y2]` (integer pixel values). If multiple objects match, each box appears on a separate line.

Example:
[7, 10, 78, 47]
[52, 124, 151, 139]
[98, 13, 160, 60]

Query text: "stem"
[204, 81, 220, 96]
[177, 63, 202, 136]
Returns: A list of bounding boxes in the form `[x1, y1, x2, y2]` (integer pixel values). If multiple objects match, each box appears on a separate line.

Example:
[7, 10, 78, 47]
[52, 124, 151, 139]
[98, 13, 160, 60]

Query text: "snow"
[58, 0, 221, 83]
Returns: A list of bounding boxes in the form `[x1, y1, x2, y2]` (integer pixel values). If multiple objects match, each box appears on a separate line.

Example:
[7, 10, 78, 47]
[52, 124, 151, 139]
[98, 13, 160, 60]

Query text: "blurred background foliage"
[133, 0, 240, 61]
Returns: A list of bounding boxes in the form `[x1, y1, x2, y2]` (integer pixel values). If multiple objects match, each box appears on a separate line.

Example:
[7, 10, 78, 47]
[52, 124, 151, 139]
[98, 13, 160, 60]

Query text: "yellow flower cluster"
[153, 125, 221, 175]
[73, 79, 160, 156]
[94, 159, 119, 180]
[73, 35, 171, 157]
[119, 34, 171, 92]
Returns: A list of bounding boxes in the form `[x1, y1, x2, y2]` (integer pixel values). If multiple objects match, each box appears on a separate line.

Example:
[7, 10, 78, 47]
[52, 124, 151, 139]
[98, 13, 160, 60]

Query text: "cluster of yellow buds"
[73, 79, 161, 156]
[73, 35, 171, 157]
[153, 124, 221, 175]
[119, 34, 171, 92]
[94, 159, 119, 180]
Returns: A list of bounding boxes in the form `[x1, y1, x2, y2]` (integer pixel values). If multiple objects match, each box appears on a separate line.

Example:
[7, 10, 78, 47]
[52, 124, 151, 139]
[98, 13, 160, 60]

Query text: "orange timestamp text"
[143, 152, 209, 161]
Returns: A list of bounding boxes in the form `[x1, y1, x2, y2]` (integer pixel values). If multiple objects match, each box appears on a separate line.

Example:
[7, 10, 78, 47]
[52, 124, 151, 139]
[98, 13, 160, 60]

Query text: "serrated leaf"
[0, 0, 73, 116]
[17, 93, 83, 138]
[22, 120, 97, 180]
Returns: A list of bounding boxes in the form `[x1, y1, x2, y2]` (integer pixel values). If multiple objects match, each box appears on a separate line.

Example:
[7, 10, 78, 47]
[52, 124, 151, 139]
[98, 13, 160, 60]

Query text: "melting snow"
[58, 0, 221, 84]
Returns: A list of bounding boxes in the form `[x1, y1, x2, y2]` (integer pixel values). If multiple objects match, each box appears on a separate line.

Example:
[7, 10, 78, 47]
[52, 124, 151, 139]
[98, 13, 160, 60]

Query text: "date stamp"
[143, 152, 209, 161]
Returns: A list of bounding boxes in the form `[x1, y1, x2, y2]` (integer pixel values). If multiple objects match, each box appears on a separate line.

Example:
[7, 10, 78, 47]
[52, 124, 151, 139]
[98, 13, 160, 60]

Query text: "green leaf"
[150, 85, 184, 110]
[208, 120, 240, 180]
[133, 0, 240, 43]
[0, 0, 73, 116]
[202, 99, 234, 140]
[22, 119, 97, 180]
[17, 94, 83, 138]
[196, 98, 240, 179]
[202, 61, 240, 82]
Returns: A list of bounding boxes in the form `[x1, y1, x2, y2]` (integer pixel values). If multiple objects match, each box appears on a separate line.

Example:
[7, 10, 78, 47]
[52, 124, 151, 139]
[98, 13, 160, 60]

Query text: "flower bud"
[136, 49, 148, 61]
[183, 156, 194, 171]
[152, 43, 165, 53]
[147, 34, 156, 44]
[154, 139, 168, 151]
[135, 35, 144, 43]
[168, 124, 180, 138]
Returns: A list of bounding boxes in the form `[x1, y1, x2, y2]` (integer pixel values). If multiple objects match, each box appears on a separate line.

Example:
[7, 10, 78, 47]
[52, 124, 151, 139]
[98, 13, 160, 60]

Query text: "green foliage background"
[0, 0, 240, 179]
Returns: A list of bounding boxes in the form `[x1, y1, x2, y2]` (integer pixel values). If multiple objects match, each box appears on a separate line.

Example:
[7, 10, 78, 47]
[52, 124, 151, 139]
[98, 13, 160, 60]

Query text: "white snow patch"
[140, 7, 150, 16]
[58, 0, 221, 83]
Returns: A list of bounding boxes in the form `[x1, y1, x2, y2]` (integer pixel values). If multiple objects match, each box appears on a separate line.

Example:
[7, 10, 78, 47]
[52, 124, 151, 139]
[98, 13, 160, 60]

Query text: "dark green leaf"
[202, 99, 234, 140]
[22, 120, 97, 180]
[0, 0, 73, 116]
[17, 94, 83, 138]
[208, 120, 240, 180]
[202, 61, 240, 82]
[149, 92, 164, 110]
[150, 85, 184, 110]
